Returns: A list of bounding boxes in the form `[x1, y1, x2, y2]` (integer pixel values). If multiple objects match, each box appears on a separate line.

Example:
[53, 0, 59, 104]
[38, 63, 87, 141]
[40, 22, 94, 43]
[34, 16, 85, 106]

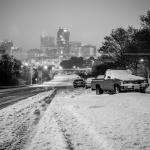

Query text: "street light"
[140, 58, 144, 63]
[24, 62, 33, 85]
[44, 65, 48, 70]
[140, 58, 150, 83]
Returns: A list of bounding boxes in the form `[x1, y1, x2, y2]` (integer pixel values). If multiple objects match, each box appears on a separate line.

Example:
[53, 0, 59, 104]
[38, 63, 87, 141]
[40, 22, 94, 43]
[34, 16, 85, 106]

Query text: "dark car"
[73, 78, 85, 88]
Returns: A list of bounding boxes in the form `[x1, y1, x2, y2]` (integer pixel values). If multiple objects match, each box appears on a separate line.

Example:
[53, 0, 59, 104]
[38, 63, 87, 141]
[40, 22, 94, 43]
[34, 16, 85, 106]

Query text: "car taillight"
[143, 80, 148, 83]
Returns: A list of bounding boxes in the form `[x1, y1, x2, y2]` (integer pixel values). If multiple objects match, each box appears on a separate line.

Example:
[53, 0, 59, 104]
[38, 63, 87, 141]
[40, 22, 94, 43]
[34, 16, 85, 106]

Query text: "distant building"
[80, 45, 97, 59]
[40, 33, 55, 49]
[0, 40, 13, 55]
[45, 48, 58, 59]
[0, 40, 26, 61]
[26, 49, 45, 66]
[11, 47, 26, 61]
[69, 41, 82, 57]
[39, 32, 58, 65]
[57, 27, 70, 60]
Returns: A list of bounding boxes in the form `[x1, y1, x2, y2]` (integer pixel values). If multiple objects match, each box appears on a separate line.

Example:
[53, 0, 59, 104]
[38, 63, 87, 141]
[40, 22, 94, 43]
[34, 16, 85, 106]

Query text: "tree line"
[93, 10, 150, 77]
[0, 53, 52, 86]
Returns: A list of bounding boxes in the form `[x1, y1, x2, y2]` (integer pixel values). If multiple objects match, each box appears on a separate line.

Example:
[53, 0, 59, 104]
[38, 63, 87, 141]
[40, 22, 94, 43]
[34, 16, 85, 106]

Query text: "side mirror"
[107, 76, 111, 79]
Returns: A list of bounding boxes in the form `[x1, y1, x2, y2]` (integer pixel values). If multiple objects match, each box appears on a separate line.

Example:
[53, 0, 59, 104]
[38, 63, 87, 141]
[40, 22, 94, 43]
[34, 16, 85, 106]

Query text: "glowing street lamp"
[44, 65, 48, 70]
[140, 58, 150, 81]
[24, 62, 33, 85]
[59, 66, 62, 69]
[140, 58, 144, 63]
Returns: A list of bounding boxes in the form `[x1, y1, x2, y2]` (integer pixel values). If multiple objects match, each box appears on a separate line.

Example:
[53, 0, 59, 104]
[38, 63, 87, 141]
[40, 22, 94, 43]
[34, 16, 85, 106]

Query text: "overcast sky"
[0, 0, 150, 50]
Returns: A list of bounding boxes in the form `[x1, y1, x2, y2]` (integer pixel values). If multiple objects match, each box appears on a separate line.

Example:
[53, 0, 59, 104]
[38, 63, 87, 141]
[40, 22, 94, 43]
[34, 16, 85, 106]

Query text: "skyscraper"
[80, 45, 97, 59]
[57, 27, 70, 60]
[40, 33, 55, 49]
[40, 33, 57, 66]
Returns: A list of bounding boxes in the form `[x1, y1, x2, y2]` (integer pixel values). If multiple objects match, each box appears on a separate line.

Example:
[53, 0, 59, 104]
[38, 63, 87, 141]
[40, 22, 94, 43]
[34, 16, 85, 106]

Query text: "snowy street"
[0, 73, 150, 150]
[27, 88, 150, 150]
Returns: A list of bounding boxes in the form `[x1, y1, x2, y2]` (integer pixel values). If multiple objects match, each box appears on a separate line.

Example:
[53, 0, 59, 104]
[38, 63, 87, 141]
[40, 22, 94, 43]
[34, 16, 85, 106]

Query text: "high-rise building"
[69, 41, 82, 57]
[40, 32, 58, 65]
[80, 45, 97, 59]
[40, 33, 55, 49]
[57, 27, 70, 60]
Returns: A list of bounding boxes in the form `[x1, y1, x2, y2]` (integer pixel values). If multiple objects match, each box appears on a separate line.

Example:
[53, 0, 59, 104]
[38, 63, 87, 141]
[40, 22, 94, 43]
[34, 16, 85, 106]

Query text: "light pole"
[140, 58, 150, 83]
[24, 62, 33, 85]
[30, 66, 33, 85]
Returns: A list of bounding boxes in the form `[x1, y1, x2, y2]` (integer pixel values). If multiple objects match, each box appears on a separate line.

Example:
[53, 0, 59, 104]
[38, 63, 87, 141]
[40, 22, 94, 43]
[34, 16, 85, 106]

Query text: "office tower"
[80, 45, 97, 59]
[40, 33, 55, 49]
[57, 27, 70, 60]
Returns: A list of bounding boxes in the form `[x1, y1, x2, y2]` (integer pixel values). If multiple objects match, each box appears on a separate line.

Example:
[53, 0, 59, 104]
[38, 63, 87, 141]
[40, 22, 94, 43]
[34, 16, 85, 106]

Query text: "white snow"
[1, 81, 150, 150]
[26, 88, 150, 150]
[42, 74, 79, 87]
[105, 69, 145, 80]
[0, 90, 54, 150]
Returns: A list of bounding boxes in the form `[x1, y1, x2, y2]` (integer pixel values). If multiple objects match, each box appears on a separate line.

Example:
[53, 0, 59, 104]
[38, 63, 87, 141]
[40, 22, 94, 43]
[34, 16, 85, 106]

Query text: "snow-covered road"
[26, 88, 150, 150]
[1, 72, 150, 150]
[0, 90, 56, 150]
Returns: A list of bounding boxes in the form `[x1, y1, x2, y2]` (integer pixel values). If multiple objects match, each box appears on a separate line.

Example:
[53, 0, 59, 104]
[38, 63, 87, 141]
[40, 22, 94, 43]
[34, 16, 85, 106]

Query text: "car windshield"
[111, 70, 131, 76]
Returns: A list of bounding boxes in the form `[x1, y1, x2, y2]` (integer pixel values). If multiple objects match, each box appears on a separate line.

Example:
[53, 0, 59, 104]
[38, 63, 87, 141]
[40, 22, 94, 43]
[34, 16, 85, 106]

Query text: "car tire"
[85, 85, 88, 89]
[114, 85, 120, 94]
[140, 89, 146, 93]
[96, 86, 103, 95]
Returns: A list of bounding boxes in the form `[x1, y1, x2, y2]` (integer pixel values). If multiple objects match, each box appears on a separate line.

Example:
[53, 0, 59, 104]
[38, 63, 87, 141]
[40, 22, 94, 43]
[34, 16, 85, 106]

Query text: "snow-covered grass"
[27, 88, 150, 150]
[0, 90, 55, 150]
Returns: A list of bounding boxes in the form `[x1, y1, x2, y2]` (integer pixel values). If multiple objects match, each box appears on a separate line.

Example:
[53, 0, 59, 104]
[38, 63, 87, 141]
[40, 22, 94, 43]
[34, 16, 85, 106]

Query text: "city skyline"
[0, 0, 150, 50]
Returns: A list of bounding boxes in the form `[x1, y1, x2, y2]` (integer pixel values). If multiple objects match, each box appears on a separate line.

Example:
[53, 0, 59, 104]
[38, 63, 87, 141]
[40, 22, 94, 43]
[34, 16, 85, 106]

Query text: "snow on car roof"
[108, 70, 145, 80]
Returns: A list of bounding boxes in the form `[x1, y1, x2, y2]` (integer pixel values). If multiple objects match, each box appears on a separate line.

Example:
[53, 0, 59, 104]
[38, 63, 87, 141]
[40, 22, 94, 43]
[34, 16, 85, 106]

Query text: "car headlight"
[143, 80, 148, 84]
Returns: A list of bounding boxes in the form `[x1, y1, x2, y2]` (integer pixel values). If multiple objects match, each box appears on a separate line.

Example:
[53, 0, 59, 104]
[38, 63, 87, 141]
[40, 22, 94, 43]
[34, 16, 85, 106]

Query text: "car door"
[103, 76, 114, 90]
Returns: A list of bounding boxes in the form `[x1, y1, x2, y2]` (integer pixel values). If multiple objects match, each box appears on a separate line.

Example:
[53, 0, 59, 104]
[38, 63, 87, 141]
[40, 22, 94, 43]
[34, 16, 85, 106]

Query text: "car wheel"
[140, 89, 146, 93]
[114, 85, 120, 94]
[96, 86, 103, 95]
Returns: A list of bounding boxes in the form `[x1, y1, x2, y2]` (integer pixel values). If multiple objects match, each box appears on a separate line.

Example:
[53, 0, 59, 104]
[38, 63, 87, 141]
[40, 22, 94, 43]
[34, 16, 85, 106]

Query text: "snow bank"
[27, 88, 150, 150]
[0, 90, 55, 150]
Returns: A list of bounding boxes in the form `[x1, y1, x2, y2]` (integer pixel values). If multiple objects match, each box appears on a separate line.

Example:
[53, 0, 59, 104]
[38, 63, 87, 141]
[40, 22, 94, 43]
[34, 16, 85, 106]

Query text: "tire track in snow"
[53, 103, 114, 150]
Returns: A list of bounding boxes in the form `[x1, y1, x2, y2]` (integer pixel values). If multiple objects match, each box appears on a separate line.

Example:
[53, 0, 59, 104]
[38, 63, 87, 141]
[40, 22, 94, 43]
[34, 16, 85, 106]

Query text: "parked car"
[85, 78, 95, 89]
[73, 78, 85, 88]
[91, 69, 149, 94]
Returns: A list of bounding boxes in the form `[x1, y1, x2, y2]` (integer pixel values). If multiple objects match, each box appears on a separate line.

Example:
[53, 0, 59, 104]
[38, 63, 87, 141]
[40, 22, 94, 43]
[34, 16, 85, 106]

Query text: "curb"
[42, 88, 57, 104]
[0, 85, 27, 89]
